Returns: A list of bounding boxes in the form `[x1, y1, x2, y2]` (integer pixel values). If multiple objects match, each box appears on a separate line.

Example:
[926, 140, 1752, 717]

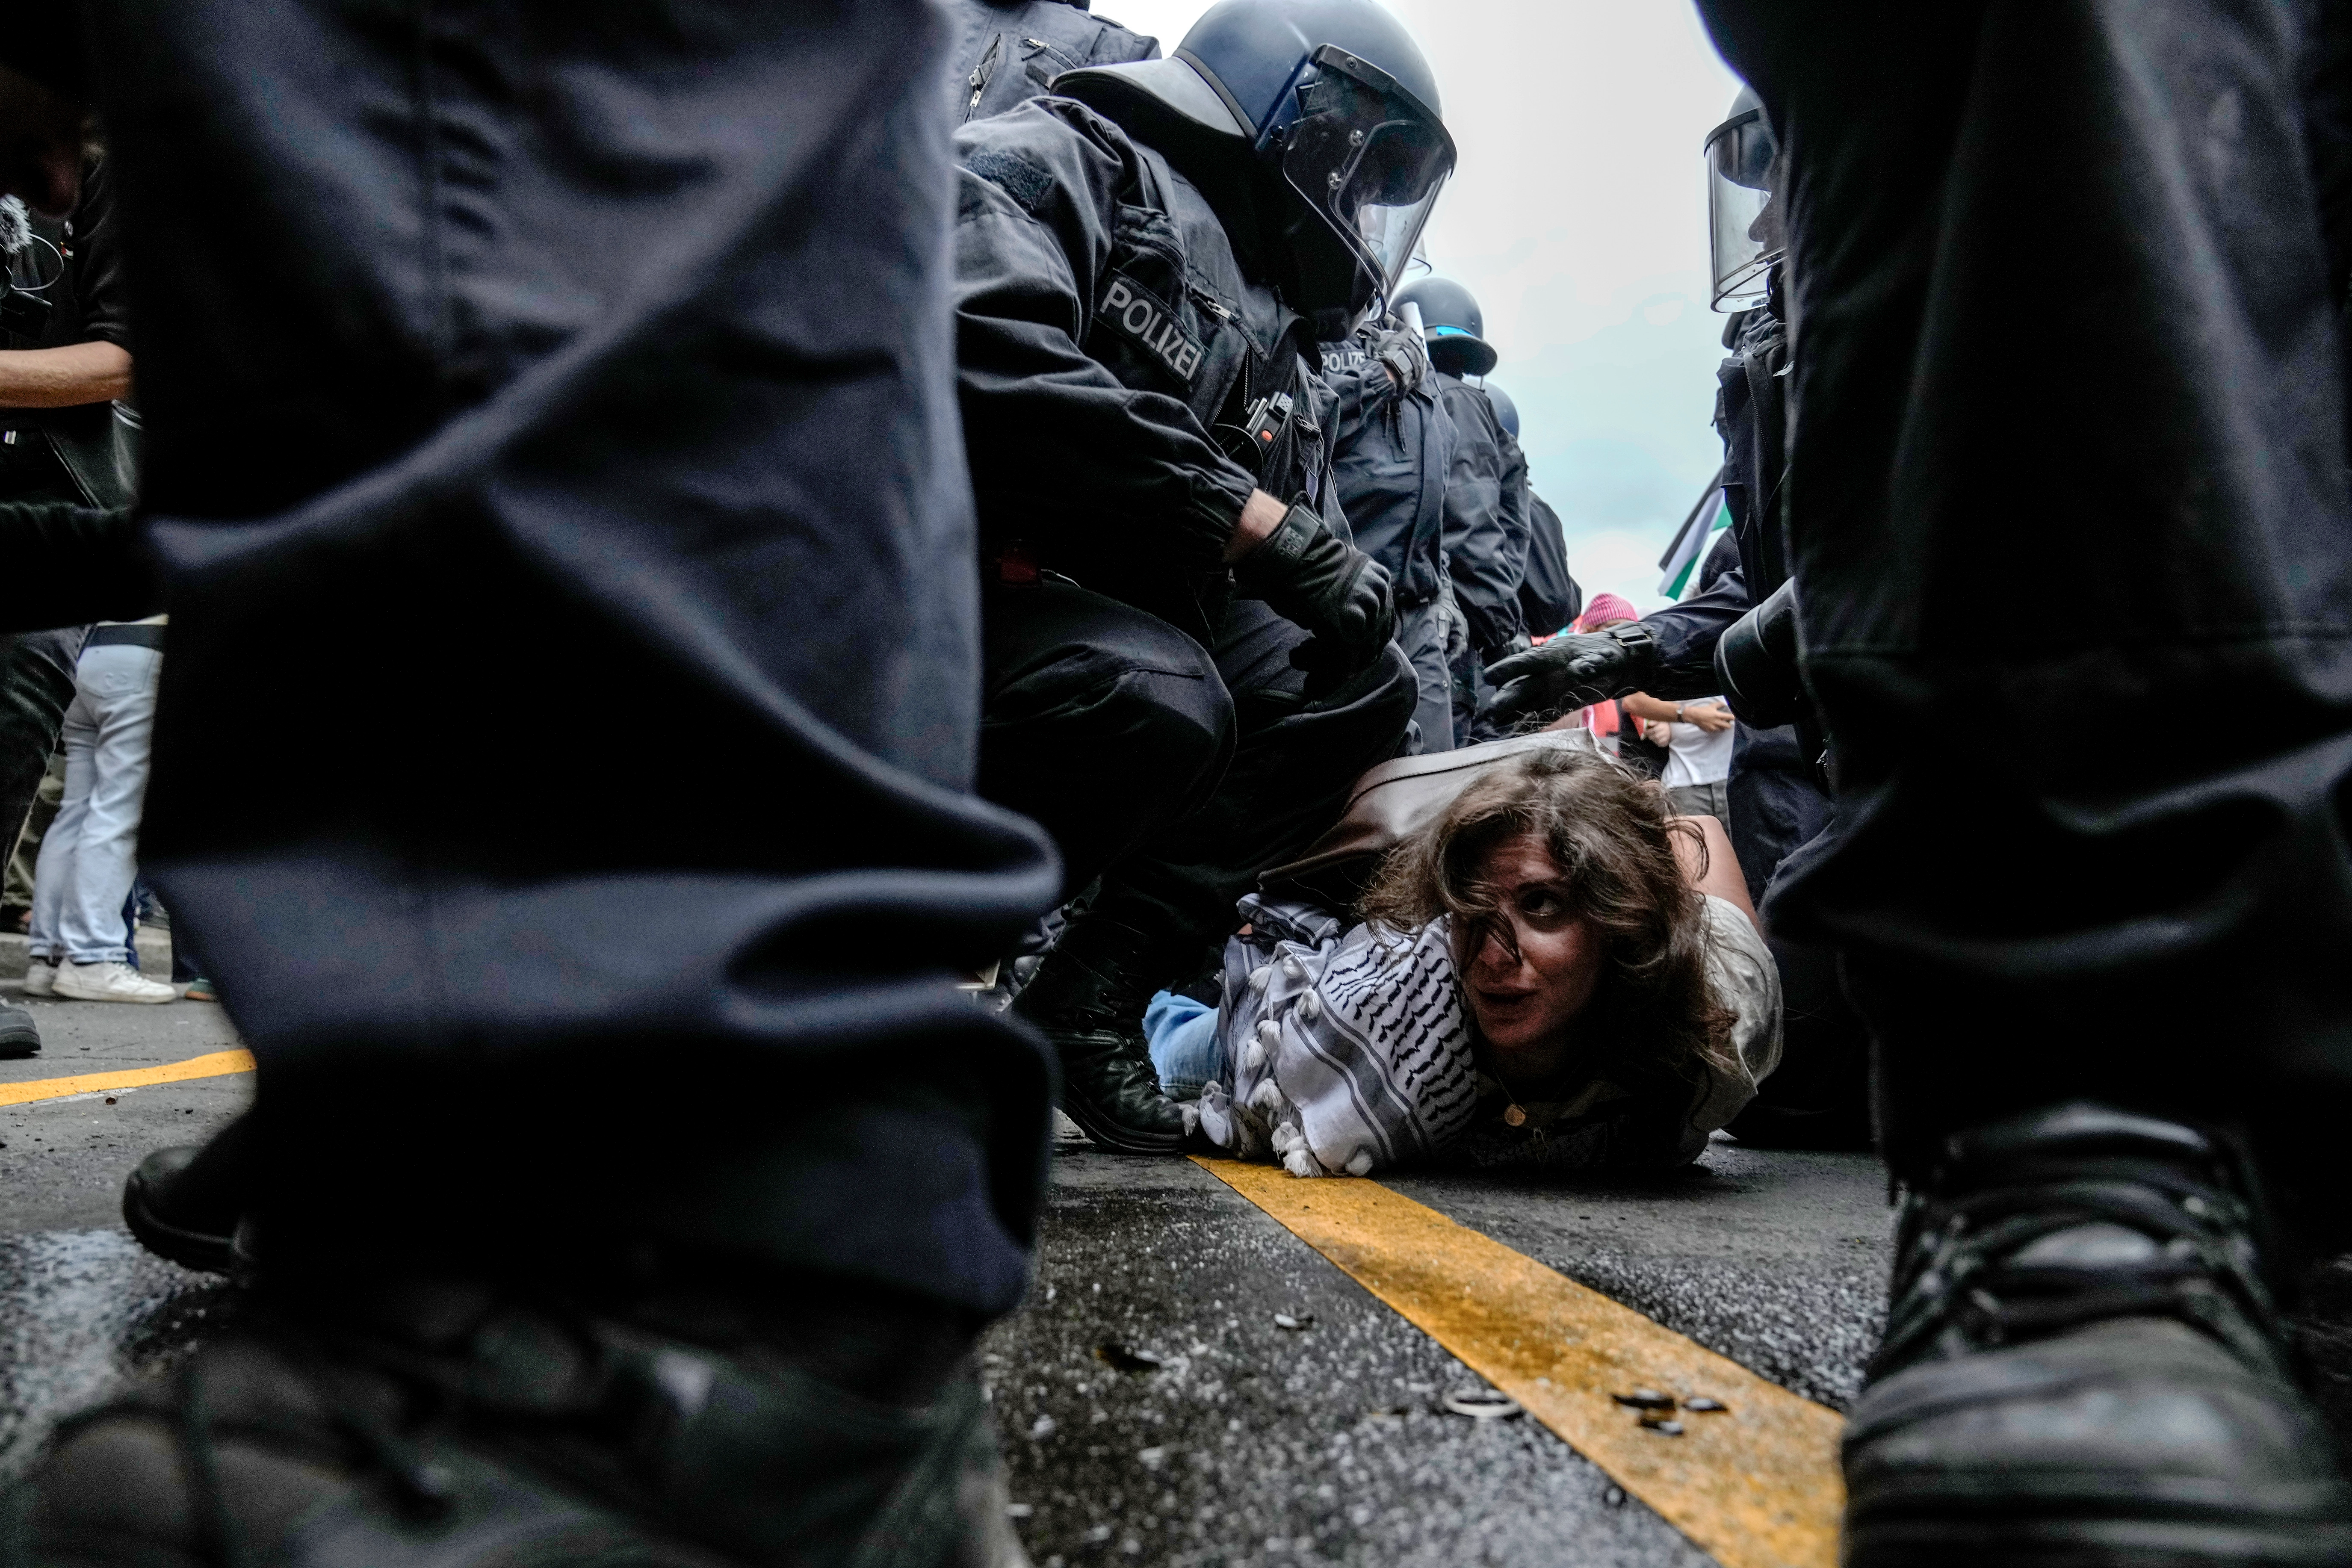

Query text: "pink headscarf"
[1576, 593, 1638, 631]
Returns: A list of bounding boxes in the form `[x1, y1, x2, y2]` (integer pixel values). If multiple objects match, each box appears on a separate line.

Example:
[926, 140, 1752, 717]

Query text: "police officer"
[1505, 8, 2352, 1556]
[1394, 275, 1528, 744]
[943, 0, 1158, 125]
[1325, 310, 1454, 751]
[954, 0, 1445, 1151]
[1483, 383, 1582, 641]
[1485, 91, 1867, 1150]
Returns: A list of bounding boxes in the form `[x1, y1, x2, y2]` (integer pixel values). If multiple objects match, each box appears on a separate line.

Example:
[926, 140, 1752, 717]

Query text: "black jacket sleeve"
[1641, 562, 1752, 701]
[0, 501, 161, 631]
[951, 107, 1255, 572]
[1516, 492, 1581, 635]
[67, 153, 130, 351]
[1324, 329, 1447, 602]
[1437, 377, 1525, 657]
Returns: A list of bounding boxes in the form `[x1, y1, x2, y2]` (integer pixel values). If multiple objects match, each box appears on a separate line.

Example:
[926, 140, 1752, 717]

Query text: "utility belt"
[88, 623, 165, 652]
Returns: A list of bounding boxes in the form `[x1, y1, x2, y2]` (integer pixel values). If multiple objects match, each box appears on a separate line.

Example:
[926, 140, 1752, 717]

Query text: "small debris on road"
[1006, 1503, 1034, 1519]
[1603, 1486, 1627, 1508]
[1027, 1415, 1057, 1440]
[1639, 1416, 1685, 1437]
[1442, 1388, 1522, 1420]
[1273, 1312, 1315, 1331]
[1684, 1396, 1728, 1413]
[1611, 1388, 1675, 1411]
[1138, 1446, 1167, 1468]
[1095, 1343, 1164, 1373]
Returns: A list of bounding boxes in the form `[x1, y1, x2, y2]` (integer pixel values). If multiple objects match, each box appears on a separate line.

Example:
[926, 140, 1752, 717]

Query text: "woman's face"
[1457, 832, 1605, 1078]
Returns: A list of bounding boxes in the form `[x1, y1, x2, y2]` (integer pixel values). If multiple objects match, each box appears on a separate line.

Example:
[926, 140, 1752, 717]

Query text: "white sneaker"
[21, 958, 56, 998]
[53, 960, 178, 1005]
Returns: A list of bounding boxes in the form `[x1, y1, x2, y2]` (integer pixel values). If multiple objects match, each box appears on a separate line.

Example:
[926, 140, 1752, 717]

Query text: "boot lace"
[1872, 1169, 2288, 1386]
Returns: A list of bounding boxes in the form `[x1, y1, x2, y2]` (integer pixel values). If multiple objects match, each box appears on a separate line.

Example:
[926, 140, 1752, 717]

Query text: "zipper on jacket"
[1024, 38, 1078, 90]
[965, 34, 1004, 119]
[1188, 286, 1235, 322]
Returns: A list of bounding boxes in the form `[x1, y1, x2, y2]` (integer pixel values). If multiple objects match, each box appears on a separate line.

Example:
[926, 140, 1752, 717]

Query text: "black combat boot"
[1013, 914, 1189, 1154]
[1842, 1103, 2352, 1567]
[0, 1001, 38, 1059]
[123, 1113, 254, 1276]
[2, 1271, 1025, 1568]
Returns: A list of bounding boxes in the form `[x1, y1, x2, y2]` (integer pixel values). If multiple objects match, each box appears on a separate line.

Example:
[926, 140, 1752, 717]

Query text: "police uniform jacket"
[1642, 302, 1790, 697]
[953, 97, 1343, 643]
[1436, 373, 1527, 659]
[1518, 491, 1581, 638]
[946, 0, 1159, 126]
[1324, 321, 1451, 611]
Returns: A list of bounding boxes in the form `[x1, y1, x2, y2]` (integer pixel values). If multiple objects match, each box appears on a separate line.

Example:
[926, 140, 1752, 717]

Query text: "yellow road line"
[1195, 1157, 1845, 1568]
[0, 1049, 256, 1108]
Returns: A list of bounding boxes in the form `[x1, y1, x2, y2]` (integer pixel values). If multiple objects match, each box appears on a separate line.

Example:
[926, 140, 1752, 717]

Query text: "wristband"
[1246, 503, 1320, 580]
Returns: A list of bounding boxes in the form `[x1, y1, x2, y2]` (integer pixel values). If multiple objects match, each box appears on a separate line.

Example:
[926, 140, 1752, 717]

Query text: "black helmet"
[1483, 382, 1519, 440]
[1703, 85, 1784, 312]
[1392, 275, 1495, 377]
[1057, 0, 1454, 334]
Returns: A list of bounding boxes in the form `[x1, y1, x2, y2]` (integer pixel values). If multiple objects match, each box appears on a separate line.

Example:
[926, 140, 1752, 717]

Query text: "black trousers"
[979, 578, 1415, 953]
[86, 0, 1060, 1317]
[1698, 0, 2352, 1198]
[0, 440, 91, 894]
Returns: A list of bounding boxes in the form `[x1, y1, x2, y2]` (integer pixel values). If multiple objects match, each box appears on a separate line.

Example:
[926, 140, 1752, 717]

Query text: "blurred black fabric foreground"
[85, 0, 1062, 1303]
[1694, 0, 2352, 1230]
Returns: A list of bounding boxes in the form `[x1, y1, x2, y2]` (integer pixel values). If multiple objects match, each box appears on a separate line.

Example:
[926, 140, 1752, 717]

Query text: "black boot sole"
[1845, 1514, 2352, 1567]
[121, 1167, 236, 1275]
[1057, 1089, 1186, 1155]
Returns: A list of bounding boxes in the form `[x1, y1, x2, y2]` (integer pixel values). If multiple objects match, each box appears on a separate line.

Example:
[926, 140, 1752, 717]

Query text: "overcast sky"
[1095, 0, 1743, 614]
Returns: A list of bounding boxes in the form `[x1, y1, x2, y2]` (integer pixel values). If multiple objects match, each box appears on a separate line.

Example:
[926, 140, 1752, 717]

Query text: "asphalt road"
[3, 969, 2349, 1567]
[982, 1139, 1880, 1568]
[0, 949, 245, 1482]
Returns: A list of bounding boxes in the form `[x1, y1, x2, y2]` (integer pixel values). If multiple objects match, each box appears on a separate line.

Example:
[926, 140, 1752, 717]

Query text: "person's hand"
[1367, 324, 1428, 393]
[1484, 622, 1660, 729]
[1235, 502, 1397, 686]
[1684, 700, 1734, 734]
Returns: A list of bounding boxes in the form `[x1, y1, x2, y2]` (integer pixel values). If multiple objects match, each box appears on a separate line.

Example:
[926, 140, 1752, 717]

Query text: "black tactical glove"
[1236, 503, 1396, 685]
[1367, 323, 1429, 393]
[1483, 620, 1661, 729]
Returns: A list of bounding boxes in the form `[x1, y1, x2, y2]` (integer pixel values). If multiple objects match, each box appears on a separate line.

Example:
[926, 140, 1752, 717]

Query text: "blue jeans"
[1143, 990, 1225, 1102]
[30, 642, 160, 966]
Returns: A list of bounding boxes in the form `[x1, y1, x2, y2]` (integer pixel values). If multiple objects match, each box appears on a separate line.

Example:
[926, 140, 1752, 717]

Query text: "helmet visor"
[1278, 50, 1455, 303]
[1705, 109, 1784, 311]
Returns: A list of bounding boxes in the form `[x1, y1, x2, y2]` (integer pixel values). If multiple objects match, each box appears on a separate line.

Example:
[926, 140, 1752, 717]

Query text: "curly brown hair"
[1357, 746, 1738, 1096]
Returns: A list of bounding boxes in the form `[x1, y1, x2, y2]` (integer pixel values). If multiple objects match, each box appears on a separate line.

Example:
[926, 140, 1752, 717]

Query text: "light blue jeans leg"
[27, 691, 98, 964]
[1144, 990, 1226, 1103]
[56, 645, 161, 966]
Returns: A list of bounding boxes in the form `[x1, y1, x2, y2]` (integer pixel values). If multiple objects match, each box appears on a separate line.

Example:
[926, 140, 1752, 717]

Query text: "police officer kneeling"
[954, 0, 1447, 1150]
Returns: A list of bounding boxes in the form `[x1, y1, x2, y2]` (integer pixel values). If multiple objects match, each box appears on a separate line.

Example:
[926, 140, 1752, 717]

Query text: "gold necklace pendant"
[1503, 1104, 1528, 1128]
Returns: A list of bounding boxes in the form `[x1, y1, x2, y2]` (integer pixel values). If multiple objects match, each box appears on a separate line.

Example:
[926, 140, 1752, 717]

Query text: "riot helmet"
[1393, 275, 1495, 378]
[1483, 382, 1519, 440]
[1703, 86, 1784, 312]
[1057, 0, 1454, 335]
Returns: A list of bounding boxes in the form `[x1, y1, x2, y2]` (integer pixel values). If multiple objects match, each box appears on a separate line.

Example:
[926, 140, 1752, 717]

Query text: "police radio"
[1217, 389, 1295, 481]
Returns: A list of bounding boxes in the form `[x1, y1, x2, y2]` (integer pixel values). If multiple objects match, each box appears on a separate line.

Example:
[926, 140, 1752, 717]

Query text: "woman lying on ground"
[1147, 745, 1782, 1176]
